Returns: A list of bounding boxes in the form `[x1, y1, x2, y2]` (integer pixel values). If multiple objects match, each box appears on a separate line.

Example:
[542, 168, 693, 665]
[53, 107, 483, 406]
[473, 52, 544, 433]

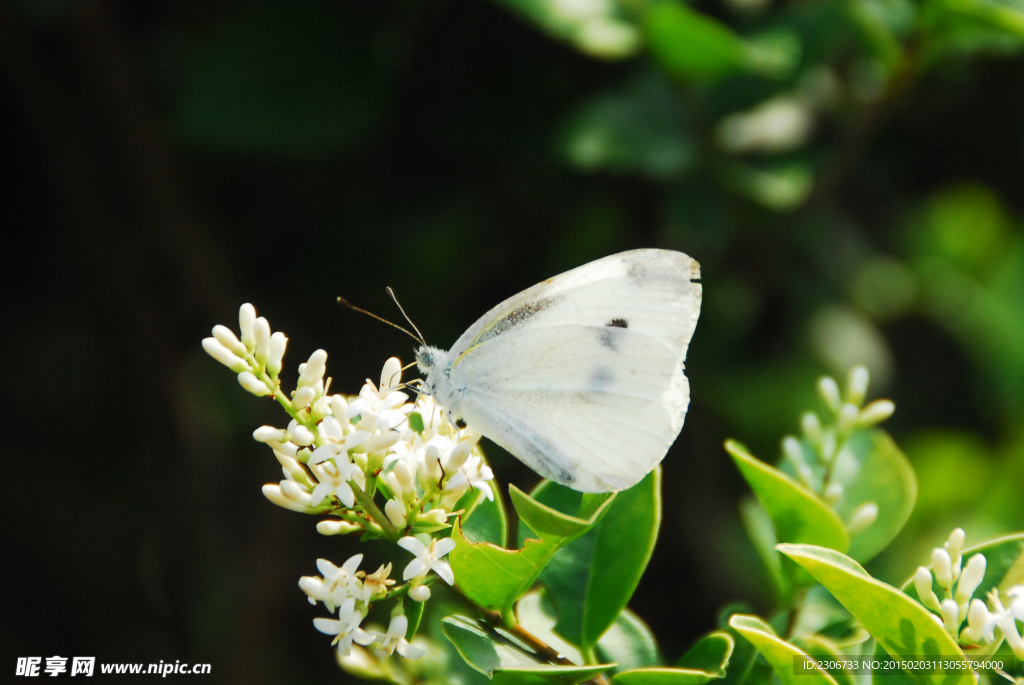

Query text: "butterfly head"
[415, 345, 447, 378]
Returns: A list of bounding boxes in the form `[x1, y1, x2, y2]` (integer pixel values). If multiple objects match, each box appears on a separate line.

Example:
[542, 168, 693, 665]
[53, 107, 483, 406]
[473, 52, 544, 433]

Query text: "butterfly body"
[416, 249, 701, 493]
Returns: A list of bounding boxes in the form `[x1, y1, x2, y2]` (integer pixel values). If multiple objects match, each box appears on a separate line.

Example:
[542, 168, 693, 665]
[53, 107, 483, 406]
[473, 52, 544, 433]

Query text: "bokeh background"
[3, 0, 1024, 682]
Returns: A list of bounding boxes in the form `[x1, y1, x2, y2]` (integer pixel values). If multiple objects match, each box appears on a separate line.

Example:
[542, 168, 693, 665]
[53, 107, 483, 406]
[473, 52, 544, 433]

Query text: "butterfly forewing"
[445, 249, 701, 493]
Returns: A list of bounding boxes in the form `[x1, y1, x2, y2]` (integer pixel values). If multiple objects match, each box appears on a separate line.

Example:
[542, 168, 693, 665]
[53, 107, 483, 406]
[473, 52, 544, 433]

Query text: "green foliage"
[777, 544, 975, 685]
[729, 615, 839, 685]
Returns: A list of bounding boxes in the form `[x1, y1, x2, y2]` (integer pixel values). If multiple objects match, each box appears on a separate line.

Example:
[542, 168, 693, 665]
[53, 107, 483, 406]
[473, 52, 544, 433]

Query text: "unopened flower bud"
[298, 349, 328, 387]
[203, 338, 250, 373]
[947, 528, 966, 576]
[274, 441, 299, 458]
[961, 598, 992, 643]
[380, 357, 402, 392]
[239, 303, 256, 351]
[212, 325, 248, 357]
[280, 479, 311, 502]
[801, 412, 823, 444]
[824, 481, 844, 504]
[287, 420, 316, 447]
[837, 403, 859, 436]
[298, 575, 327, 601]
[386, 472, 404, 502]
[394, 461, 416, 500]
[933, 548, 954, 589]
[847, 502, 878, 535]
[858, 400, 895, 426]
[915, 567, 942, 612]
[293, 386, 316, 411]
[818, 376, 841, 412]
[316, 519, 362, 536]
[447, 442, 472, 472]
[847, 366, 869, 406]
[955, 554, 986, 606]
[353, 431, 401, 454]
[422, 447, 443, 486]
[274, 451, 310, 486]
[409, 585, 431, 602]
[262, 483, 310, 512]
[254, 426, 288, 443]
[238, 371, 272, 396]
[385, 499, 407, 528]
[940, 599, 959, 634]
[267, 332, 287, 377]
[421, 508, 447, 525]
[253, 317, 271, 368]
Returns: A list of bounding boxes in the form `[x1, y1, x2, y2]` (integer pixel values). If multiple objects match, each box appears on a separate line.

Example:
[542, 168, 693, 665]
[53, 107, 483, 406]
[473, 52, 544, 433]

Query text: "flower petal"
[433, 538, 456, 558]
[431, 560, 455, 586]
[313, 617, 341, 636]
[403, 558, 427, 581]
[397, 536, 427, 556]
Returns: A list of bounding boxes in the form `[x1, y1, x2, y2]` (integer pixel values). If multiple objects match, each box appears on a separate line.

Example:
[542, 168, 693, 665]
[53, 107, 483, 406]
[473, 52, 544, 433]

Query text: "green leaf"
[829, 430, 917, 562]
[791, 635, 855, 685]
[561, 71, 695, 179]
[739, 497, 791, 601]
[522, 471, 661, 649]
[492, 665, 616, 685]
[491, 0, 641, 60]
[728, 615, 839, 685]
[596, 609, 663, 674]
[613, 668, 721, 684]
[644, 0, 749, 80]
[776, 544, 974, 685]
[405, 596, 424, 641]
[461, 481, 509, 547]
[409, 412, 425, 434]
[518, 589, 662, 673]
[677, 631, 735, 676]
[727, 441, 849, 552]
[450, 485, 614, 613]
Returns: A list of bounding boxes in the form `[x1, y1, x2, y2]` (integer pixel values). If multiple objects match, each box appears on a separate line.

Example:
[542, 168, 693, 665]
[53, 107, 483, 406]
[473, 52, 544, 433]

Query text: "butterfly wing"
[446, 249, 701, 493]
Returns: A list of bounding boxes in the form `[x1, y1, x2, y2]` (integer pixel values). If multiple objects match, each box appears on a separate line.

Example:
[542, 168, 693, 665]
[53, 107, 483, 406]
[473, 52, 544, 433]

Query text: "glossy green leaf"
[727, 441, 849, 552]
[520, 471, 660, 648]
[613, 668, 720, 685]
[829, 430, 917, 562]
[777, 544, 974, 685]
[405, 596, 424, 641]
[792, 635, 854, 685]
[518, 589, 661, 673]
[442, 615, 615, 682]
[596, 608, 663, 673]
[728, 615, 839, 685]
[460, 481, 508, 547]
[450, 485, 614, 612]
[676, 631, 734, 676]
[492, 0, 641, 60]
[644, 0, 749, 80]
[492, 664, 616, 685]
[739, 497, 791, 601]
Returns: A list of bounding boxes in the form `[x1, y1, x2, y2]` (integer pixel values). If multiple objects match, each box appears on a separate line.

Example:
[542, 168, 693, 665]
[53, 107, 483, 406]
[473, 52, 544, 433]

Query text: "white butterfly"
[415, 249, 702, 494]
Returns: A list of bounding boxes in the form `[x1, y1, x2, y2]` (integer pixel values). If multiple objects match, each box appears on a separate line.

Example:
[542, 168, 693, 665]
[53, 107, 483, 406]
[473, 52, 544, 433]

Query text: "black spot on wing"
[588, 366, 614, 391]
[477, 297, 556, 343]
[607, 318, 628, 328]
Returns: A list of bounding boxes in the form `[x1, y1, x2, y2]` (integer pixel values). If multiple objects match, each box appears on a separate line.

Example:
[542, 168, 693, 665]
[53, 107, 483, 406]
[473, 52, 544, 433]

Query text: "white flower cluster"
[914, 528, 1024, 659]
[301, 554, 424, 660]
[781, 366, 894, 533]
[203, 303, 498, 663]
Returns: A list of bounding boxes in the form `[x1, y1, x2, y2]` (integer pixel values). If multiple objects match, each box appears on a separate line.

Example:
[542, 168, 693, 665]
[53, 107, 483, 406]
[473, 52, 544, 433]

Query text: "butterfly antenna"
[336, 296, 423, 344]
[386, 287, 426, 346]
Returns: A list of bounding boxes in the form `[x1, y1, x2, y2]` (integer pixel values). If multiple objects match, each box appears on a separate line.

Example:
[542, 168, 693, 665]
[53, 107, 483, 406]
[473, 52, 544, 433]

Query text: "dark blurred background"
[3, 0, 1024, 682]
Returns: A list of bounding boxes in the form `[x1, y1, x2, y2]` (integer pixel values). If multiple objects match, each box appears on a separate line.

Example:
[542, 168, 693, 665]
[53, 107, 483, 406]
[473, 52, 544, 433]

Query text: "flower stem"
[351, 480, 399, 541]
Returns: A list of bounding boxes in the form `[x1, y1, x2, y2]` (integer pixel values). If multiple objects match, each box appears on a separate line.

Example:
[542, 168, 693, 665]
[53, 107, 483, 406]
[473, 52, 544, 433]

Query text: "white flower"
[398, 535, 456, 585]
[309, 415, 370, 466]
[357, 563, 396, 602]
[985, 587, 1024, 659]
[313, 597, 374, 657]
[300, 555, 364, 612]
[310, 456, 365, 508]
[370, 614, 425, 660]
[347, 358, 411, 433]
[408, 585, 431, 602]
